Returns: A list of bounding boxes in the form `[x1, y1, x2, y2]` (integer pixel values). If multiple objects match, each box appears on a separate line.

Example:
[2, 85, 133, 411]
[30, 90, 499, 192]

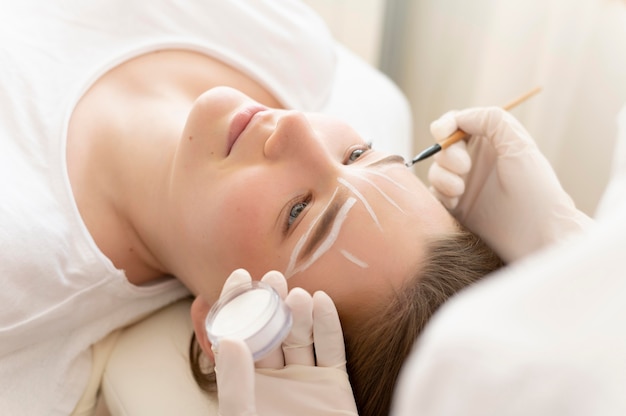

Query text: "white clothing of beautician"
[390, 105, 626, 415]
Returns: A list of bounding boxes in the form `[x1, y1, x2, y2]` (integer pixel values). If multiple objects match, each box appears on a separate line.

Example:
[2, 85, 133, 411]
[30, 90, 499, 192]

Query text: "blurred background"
[304, 0, 626, 216]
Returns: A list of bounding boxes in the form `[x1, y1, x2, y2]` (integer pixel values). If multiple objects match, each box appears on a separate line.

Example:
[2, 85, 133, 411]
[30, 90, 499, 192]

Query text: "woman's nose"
[264, 111, 335, 171]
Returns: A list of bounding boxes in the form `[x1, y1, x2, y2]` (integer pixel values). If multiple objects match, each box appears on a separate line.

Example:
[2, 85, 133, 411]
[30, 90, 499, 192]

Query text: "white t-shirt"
[1, 1, 400, 414]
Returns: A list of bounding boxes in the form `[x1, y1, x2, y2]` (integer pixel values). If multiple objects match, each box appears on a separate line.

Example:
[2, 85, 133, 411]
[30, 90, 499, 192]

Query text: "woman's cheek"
[211, 194, 280, 273]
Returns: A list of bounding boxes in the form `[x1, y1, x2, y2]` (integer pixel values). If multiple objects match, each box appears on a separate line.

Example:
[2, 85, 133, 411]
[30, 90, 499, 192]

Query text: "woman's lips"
[227, 106, 267, 155]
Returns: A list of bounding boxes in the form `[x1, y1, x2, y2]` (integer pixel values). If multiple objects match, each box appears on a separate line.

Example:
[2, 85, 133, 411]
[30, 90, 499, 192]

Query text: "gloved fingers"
[260, 270, 288, 300]
[312, 291, 347, 371]
[214, 338, 258, 416]
[220, 268, 252, 297]
[253, 271, 290, 369]
[429, 110, 459, 141]
[212, 269, 255, 363]
[454, 107, 535, 153]
[428, 162, 466, 198]
[433, 140, 472, 175]
[429, 186, 459, 211]
[282, 288, 315, 366]
[253, 346, 285, 370]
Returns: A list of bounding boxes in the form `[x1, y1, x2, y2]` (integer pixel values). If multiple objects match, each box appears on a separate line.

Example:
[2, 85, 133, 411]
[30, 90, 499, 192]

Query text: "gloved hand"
[213, 269, 358, 416]
[428, 107, 593, 263]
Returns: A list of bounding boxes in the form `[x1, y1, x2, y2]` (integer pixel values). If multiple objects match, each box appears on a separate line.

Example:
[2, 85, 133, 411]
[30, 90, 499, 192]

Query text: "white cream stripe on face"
[284, 187, 339, 278]
[285, 196, 357, 278]
[358, 168, 409, 191]
[285, 162, 411, 279]
[337, 177, 382, 230]
[353, 175, 406, 214]
[340, 249, 369, 268]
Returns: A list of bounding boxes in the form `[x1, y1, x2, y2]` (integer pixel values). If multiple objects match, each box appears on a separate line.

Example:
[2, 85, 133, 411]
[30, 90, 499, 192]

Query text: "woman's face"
[168, 86, 456, 325]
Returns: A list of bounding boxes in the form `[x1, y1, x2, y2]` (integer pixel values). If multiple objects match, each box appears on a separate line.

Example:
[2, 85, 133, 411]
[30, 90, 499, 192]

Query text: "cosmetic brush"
[405, 86, 542, 167]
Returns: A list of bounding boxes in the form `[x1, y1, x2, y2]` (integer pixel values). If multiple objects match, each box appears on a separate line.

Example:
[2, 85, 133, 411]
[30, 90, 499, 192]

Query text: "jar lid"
[205, 280, 292, 361]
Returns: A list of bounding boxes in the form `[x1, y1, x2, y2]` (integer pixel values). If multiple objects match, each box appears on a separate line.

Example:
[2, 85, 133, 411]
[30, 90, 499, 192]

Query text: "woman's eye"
[345, 143, 372, 165]
[348, 149, 366, 163]
[283, 194, 312, 234]
[288, 200, 308, 227]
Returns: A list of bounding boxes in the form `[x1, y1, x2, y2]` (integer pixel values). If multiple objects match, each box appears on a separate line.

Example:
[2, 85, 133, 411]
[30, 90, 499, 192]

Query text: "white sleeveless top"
[0, 0, 342, 414]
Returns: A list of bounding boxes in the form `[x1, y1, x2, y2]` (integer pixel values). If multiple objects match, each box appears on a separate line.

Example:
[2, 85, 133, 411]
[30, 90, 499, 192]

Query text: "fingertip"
[428, 163, 466, 197]
[454, 106, 504, 133]
[440, 141, 472, 174]
[312, 291, 346, 370]
[445, 196, 459, 210]
[282, 288, 315, 366]
[429, 186, 459, 210]
[312, 290, 333, 308]
[214, 338, 257, 415]
[312, 291, 340, 326]
[260, 270, 288, 299]
[430, 110, 458, 140]
[285, 287, 313, 306]
[215, 338, 252, 369]
[284, 288, 313, 331]
[221, 269, 252, 296]
[284, 288, 314, 339]
[231, 268, 252, 280]
[432, 140, 471, 171]
[219, 337, 249, 353]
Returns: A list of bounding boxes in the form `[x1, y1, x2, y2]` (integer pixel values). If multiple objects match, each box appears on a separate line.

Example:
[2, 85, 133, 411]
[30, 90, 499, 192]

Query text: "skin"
[181, 88, 457, 356]
[66, 50, 456, 359]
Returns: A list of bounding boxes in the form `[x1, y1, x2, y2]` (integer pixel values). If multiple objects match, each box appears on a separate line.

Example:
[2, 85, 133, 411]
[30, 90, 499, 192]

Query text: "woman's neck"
[67, 49, 282, 286]
[67, 68, 188, 284]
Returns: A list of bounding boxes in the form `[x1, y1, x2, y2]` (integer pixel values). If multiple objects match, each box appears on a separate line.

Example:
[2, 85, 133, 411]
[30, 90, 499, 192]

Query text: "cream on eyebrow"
[298, 191, 346, 261]
[284, 187, 339, 278]
[285, 196, 357, 278]
[337, 177, 381, 230]
[364, 154, 406, 169]
[340, 249, 369, 268]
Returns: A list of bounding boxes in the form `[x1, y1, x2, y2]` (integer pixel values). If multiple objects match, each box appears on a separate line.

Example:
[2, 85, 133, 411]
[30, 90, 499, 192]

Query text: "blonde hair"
[189, 225, 503, 414]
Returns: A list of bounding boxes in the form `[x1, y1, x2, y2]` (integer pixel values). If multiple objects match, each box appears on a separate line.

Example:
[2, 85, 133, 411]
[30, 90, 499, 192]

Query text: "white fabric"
[102, 299, 219, 416]
[319, 44, 412, 157]
[391, 106, 626, 415]
[0, 2, 204, 411]
[0, 0, 410, 414]
[399, 0, 626, 215]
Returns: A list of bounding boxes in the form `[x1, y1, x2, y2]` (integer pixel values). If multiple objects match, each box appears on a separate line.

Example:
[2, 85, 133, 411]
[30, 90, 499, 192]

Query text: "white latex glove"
[428, 107, 593, 263]
[213, 269, 358, 416]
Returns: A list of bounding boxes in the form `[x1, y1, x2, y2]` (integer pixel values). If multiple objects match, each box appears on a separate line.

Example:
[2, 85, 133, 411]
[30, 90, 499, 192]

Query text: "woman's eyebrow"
[365, 154, 406, 168]
[297, 187, 350, 262]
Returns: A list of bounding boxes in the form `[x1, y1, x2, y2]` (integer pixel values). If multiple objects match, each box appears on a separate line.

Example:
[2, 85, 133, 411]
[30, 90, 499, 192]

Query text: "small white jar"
[205, 281, 292, 361]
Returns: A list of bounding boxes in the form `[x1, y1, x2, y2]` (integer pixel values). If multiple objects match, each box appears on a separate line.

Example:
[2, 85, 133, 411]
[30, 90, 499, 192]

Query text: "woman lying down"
[0, 1, 511, 415]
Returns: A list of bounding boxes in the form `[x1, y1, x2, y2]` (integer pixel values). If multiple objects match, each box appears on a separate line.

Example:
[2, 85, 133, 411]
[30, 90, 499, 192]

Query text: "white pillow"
[102, 299, 218, 416]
